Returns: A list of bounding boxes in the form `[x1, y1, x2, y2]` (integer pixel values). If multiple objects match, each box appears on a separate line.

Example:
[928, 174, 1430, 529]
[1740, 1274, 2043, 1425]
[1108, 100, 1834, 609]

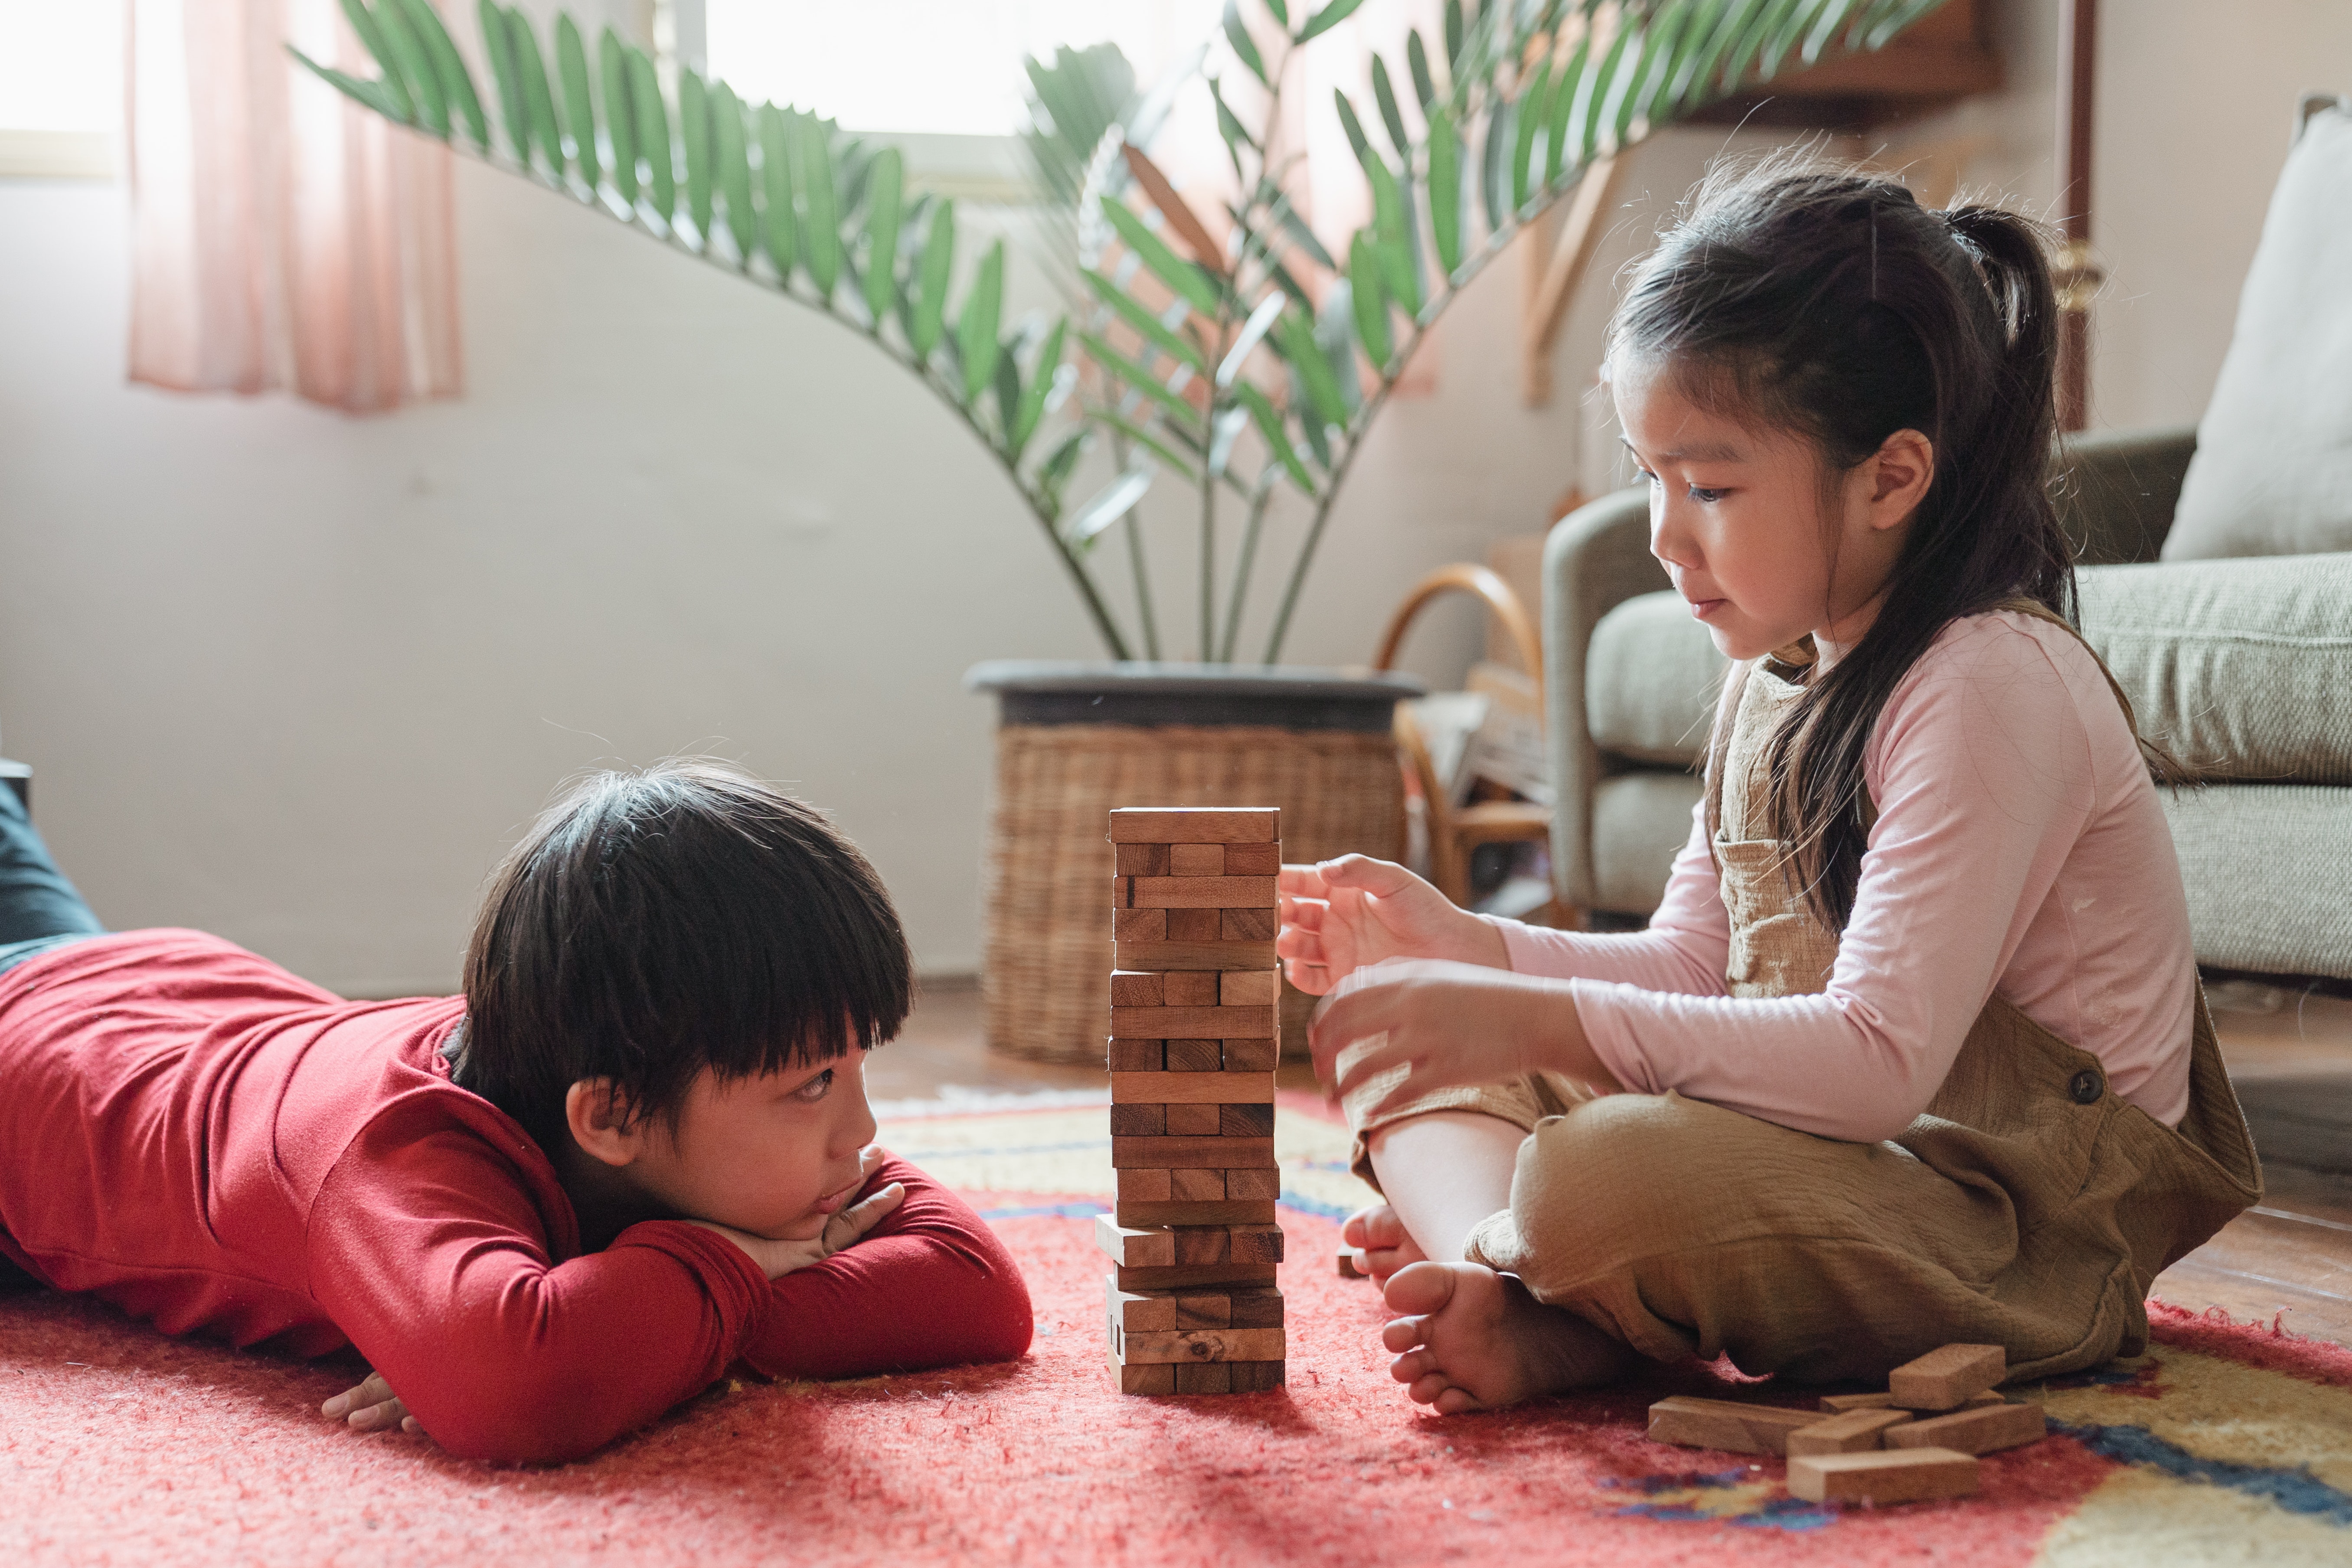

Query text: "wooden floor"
[874, 974, 2352, 1350]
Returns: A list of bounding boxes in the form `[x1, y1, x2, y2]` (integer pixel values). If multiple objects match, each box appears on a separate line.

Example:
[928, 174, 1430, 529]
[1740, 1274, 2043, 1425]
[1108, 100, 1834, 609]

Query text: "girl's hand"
[686, 1147, 907, 1282]
[1277, 856, 1509, 996]
[323, 1370, 424, 1440]
[1308, 959, 1622, 1121]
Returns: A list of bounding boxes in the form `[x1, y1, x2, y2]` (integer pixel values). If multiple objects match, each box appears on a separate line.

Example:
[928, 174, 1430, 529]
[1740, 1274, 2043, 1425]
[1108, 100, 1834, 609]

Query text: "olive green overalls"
[1350, 618, 2262, 1382]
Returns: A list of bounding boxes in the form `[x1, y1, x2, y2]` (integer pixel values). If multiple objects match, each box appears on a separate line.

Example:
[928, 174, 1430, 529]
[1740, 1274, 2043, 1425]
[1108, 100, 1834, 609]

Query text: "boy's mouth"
[809, 1174, 863, 1215]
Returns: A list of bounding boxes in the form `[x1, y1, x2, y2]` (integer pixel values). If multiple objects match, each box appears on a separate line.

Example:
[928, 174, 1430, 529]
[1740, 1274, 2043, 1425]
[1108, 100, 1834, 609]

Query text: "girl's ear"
[1866, 428, 1935, 527]
[565, 1078, 646, 1167]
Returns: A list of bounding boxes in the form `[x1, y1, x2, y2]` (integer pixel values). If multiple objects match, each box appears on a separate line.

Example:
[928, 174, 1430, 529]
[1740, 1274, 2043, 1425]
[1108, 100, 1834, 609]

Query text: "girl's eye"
[794, 1068, 835, 1102]
[1688, 486, 1728, 504]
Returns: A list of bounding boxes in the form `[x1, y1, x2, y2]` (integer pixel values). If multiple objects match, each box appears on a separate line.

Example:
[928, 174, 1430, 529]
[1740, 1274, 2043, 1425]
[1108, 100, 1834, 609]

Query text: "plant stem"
[1124, 508, 1161, 660]
[1218, 480, 1276, 662]
[1198, 433, 1217, 661]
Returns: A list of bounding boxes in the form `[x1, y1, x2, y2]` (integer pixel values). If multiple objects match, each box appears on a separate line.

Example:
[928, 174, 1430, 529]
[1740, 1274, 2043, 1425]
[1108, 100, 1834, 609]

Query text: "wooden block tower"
[1097, 807, 1287, 1395]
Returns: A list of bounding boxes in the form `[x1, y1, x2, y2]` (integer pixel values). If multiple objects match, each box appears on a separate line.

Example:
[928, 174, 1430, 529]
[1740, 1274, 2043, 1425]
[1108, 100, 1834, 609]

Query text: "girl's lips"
[1687, 596, 1727, 620]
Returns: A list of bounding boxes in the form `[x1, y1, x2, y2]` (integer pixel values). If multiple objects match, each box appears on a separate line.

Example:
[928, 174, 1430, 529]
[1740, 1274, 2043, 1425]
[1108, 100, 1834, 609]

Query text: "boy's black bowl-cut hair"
[455, 760, 912, 1158]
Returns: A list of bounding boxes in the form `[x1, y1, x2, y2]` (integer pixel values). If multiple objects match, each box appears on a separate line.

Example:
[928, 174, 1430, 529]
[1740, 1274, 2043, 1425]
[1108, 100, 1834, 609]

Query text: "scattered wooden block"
[1170, 1169, 1225, 1201]
[1165, 1039, 1223, 1071]
[1173, 1228, 1230, 1265]
[1218, 969, 1279, 1006]
[1224, 1167, 1280, 1201]
[1114, 1359, 1177, 1396]
[1116, 1168, 1173, 1203]
[1109, 809, 1278, 844]
[1228, 1224, 1284, 1263]
[1163, 970, 1220, 1006]
[1170, 843, 1226, 877]
[1220, 1103, 1274, 1138]
[1107, 1039, 1164, 1072]
[1174, 1362, 1232, 1394]
[1819, 1389, 2007, 1414]
[1166, 907, 1224, 941]
[1114, 907, 1169, 942]
[1112, 1136, 1275, 1169]
[1337, 1247, 1367, 1278]
[1228, 1360, 1285, 1392]
[1117, 1199, 1276, 1228]
[1116, 939, 1280, 972]
[1176, 1294, 1230, 1329]
[1132, 876, 1281, 910]
[1165, 1101, 1220, 1136]
[1222, 842, 1279, 875]
[1113, 1261, 1277, 1293]
[1109, 970, 1164, 1007]
[1222, 1037, 1280, 1071]
[1112, 1004, 1276, 1040]
[1888, 1345, 2007, 1411]
[1786, 1408, 1915, 1456]
[1222, 908, 1278, 940]
[1115, 843, 1171, 877]
[1647, 1397, 1829, 1456]
[1885, 1401, 2046, 1456]
[1093, 1215, 1175, 1267]
[1104, 1277, 1177, 1333]
[1112, 1071, 1274, 1104]
[1122, 1327, 1286, 1365]
[1786, 1447, 1978, 1505]
[1110, 1102, 1165, 1136]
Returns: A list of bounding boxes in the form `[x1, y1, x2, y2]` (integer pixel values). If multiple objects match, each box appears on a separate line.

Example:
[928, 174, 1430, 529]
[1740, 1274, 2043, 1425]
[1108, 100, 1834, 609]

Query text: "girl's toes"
[1341, 1205, 1377, 1248]
[1359, 1206, 1408, 1250]
[1388, 1348, 1436, 1385]
[1381, 1315, 1428, 1352]
[1382, 1260, 1459, 1316]
[1433, 1385, 1482, 1415]
[1408, 1370, 1454, 1405]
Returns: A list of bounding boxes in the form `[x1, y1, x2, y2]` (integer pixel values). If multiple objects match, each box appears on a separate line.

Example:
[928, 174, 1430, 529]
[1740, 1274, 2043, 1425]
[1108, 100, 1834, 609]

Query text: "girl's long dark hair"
[1611, 157, 2073, 931]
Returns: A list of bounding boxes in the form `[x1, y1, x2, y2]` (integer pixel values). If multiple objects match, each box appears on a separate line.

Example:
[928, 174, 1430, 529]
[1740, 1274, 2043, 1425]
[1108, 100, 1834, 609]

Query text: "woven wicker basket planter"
[966, 663, 1424, 1064]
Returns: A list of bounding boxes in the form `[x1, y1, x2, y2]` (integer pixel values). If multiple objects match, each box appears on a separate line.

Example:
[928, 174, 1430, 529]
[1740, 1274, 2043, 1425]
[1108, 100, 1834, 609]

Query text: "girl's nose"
[1650, 490, 1697, 570]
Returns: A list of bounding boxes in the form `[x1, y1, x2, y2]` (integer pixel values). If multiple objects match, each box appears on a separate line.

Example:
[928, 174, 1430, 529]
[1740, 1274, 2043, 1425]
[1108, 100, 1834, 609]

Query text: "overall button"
[2068, 1068, 2104, 1105]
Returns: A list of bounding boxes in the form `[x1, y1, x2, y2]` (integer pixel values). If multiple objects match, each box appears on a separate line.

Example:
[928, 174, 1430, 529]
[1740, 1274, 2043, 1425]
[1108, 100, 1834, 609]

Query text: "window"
[0, 0, 122, 176]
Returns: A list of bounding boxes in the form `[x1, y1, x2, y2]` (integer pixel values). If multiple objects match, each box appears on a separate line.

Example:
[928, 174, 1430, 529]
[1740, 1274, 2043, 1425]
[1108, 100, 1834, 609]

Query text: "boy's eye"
[794, 1068, 835, 1102]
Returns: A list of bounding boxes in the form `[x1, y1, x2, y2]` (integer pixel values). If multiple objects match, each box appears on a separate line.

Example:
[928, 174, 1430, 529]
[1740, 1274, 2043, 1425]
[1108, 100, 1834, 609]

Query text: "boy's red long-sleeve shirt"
[0, 931, 1032, 1464]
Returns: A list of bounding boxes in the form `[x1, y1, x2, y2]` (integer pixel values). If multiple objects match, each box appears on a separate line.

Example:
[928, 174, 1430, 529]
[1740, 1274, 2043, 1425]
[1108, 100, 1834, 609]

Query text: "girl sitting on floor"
[0, 761, 1031, 1462]
[1280, 159, 2261, 1413]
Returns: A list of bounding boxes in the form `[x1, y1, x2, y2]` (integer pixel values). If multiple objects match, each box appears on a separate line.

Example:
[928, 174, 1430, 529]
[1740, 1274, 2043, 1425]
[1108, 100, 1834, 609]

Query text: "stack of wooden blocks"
[1647, 1343, 2048, 1505]
[1096, 807, 1287, 1396]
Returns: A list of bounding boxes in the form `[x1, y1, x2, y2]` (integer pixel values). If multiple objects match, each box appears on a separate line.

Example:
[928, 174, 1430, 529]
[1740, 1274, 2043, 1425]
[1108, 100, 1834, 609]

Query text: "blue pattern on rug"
[2052, 1421, 2352, 1525]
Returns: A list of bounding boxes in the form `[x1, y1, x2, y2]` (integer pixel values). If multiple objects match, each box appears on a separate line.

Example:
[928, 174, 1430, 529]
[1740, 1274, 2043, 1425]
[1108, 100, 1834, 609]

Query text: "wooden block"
[1094, 1215, 1175, 1267]
[1165, 1039, 1223, 1071]
[1225, 1167, 1280, 1201]
[1884, 1402, 2046, 1456]
[1219, 969, 1279, 1006]
[1166, 907, 1225, 941]
[1107, 1039, 1164, 1072]
[1174, 1362, 1232, 1395]
[1122, 1327, 1286, 1365]
[1163, 970, 1220, 1006]
[1169, 843, 1225, 877]
[1110, 970, 1164, 1007]
[1116, 939, 1279, 972]
[1229, 1360, 1286, 1392]
[1787, 1408, 1916, 1457]
[1115, 842, 1171, 876]
[1110, 1102, 1166, 1136]
[1134, 876, 1281, 911]
[1176, 1294, 1231, 1329]
[1222, 1037, 1280, 1071]
[1220, 1102, 1274, 1138]
[1113, 1136, 1275, 1169]
[1170, 1169, 1225, 1201]
[1112, 1071, 1274, 1104]
[1111, 1005, 1275, 1040]
[1112, 876, 1131, 908]
[1174, 1228, 1230, 1265]
[1228, 1289, 1284, 1328]
[1115, 1359, 1177, 1396]
[1646, 1397, 1829, 1456]
[1105, 1276, 1178, 1333]
[1338, 1247, 1367, 1278]
[1819, 1389, 2006, 1414]
[1114, 1261, 1278, 1293]
[1787, 1448, 1978, 1505]
[1115, 907, 1169, 942]
[1109, 809, 1277, 844]
[1888, 1344, 2007, 1411]
[1165, 1101, 1220, 1136]
[1222, 842, 1280, 875]
[1228, 1224, 1284, 1263]
[1118, 1199, 1277, 1228]
[1222, 908, 1278, 940]
[1117, 1168, 1174, 1202]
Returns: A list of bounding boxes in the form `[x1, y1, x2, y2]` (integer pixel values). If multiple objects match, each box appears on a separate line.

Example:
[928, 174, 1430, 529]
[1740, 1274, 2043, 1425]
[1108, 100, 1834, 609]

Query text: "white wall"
[3, 1, 2344, 994]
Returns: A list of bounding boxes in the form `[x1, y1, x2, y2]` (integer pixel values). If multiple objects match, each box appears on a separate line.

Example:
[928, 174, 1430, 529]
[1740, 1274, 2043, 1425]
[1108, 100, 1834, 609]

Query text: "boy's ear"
[565, 1078, 646, 1168]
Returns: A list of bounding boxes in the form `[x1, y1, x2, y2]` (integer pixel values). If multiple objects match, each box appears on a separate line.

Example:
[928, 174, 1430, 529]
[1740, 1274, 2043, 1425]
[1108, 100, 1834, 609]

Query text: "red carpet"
[5, 1104, 2351, 1564]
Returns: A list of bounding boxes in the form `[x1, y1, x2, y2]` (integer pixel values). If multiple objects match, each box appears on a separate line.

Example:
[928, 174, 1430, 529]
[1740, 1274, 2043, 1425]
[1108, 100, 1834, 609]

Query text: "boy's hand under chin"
[685, 1144, 907, 1281]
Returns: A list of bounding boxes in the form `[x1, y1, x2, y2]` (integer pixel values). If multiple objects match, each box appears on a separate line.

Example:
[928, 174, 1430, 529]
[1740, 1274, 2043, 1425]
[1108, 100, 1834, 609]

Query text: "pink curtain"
[127, 0, 462, 413]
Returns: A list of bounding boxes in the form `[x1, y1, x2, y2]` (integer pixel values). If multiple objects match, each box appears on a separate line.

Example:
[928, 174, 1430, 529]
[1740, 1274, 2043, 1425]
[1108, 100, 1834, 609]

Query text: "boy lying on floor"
[0, 761, 1031, 1463]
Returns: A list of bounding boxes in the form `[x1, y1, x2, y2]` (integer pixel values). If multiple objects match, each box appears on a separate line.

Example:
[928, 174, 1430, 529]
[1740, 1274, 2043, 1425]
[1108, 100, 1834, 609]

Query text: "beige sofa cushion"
[1587, 592, 1726, 766]
[2166, 101, 2352, 560]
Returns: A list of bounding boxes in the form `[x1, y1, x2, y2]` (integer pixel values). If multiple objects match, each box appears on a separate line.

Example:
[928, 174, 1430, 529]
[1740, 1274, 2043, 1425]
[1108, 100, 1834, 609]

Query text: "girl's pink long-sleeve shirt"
[1503, 610, 2195, 1144]
[0, 931, 1033, 1465]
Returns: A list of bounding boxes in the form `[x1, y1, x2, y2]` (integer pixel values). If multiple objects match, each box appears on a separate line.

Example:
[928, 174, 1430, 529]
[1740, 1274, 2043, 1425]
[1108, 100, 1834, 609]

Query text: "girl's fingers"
[1276, 863, 1332, 898]
[1314, 855, 1422, 898]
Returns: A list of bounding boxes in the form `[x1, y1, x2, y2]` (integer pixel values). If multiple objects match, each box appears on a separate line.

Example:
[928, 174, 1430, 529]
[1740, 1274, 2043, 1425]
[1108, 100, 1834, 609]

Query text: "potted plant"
[297, 0, 1953, 1058]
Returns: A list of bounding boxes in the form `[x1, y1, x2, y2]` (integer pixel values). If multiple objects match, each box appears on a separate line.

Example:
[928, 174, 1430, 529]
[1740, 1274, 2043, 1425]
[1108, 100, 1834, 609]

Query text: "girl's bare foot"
[1380, 1261, 1632, 1413]
[1341, 1202, 1428, 1284]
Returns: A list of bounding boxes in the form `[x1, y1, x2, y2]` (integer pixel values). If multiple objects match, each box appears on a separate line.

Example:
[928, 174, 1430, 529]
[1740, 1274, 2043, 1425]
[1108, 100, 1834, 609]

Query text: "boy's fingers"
[836, 1181, 906, 1242]
[323, 1372, 393, 1419]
